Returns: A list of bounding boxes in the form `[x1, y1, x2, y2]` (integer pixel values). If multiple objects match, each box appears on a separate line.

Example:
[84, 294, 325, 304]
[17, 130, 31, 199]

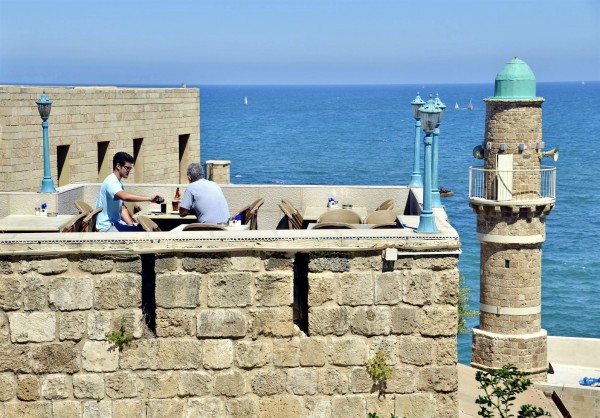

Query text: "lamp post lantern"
[36, 90, 56, 193]
[431, 93, 446, 207]
[408, 93, 425, 187]
[416, 96, 441, 233]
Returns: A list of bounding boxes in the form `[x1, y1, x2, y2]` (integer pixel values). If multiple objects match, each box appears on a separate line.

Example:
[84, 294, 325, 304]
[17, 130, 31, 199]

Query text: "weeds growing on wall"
[106, 320, 133, 352]
[458, 275, 477, 333]
[366, 351, 393, 398]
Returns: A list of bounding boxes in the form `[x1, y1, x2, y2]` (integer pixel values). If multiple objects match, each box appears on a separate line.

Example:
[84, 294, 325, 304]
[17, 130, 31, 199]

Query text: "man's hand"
[150, 195, 164, 203]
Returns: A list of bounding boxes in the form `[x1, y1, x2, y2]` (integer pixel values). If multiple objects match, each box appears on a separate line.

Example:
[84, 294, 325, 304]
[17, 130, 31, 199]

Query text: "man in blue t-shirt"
[179, 163, 230, 224]
[95, 152, 163, 232]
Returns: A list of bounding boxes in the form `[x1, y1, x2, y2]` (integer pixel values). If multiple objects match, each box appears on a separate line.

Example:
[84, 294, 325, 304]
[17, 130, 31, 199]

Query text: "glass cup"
[172, 201, 180, 211]
[160, 203, 167, 213]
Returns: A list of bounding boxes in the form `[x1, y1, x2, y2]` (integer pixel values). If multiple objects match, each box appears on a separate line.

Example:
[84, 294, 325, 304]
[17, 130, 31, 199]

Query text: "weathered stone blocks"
[208, 273, 252, 307]
[331, 395, 366, 418]
[308, 273, 335, 306]
[78, 257, 114, 274]
[9, 312, 55, 343]
[338, 272, 373, 306]
[214, 370, 246, 397]
[0, 278, 22, 311]
[155, 308, 194, 337]
[16, 374, 39, 401]
[49, 277, 93, 311]
[59, 312, 86, 341]
[105, 371, 138, 399]
[308, 306, 348, 336]
[250, 307, 293, 338]
[182, 254, 229, 273]
[177, 371, 212, 396]
[81, 341, 118, 372]
[287, 368, 318, 395]
[73, 373, 104, 399]
[309, 253, 350, 272]
[157, 339, 202, 370]
[41, 374, 69, 400]
[331, 337, 368, 366]
[197, 309, 247, 338]
[203, 339, 233, 369]
[31, 343, 79, 374]
[94, 275, 141, 309]
[375, 271, 403, 305]
[235, 340, 271, 369]
[255, 272, 293, 307]
[251, 369, 286, 396]
[156, 273, 199, 308]
[299, 337, 327, 367]
[349, 306, 392, 336]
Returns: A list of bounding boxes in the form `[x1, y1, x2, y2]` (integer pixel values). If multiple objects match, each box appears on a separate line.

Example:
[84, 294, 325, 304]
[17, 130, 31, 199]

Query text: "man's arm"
[115, 190, 162, 203]
[179, 207, 190, 217]
[120, 205, 135, 225]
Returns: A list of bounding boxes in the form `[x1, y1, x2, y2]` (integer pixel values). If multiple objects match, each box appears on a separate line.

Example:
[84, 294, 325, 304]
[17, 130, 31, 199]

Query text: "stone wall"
[0, 85, 200, 192]
[0, 234, 460, 417]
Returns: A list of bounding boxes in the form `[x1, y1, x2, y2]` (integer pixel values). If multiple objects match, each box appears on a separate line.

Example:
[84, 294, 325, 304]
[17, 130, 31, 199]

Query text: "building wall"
[0, 86, 200, 192]
[0, 235, 460, 418]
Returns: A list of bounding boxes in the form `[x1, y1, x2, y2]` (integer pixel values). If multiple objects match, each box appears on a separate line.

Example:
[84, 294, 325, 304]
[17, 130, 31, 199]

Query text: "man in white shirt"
[95, 151, 163, 232]
[179, 163, 230, 224]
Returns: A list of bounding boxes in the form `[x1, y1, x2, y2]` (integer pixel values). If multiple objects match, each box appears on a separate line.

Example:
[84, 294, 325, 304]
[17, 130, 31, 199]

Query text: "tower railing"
[469, 166, 556, 202]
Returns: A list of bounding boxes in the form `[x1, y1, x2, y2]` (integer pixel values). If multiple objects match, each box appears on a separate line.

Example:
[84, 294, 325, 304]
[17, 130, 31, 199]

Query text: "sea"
[198, 82, 600, 364]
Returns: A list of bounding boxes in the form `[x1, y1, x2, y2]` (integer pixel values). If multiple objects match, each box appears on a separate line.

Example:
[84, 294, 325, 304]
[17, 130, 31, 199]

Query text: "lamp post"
[36, 90, 56, 193]
[431, 93, 446, 207]
[408, 93, 425, 187]
[416, 96, 441, 233]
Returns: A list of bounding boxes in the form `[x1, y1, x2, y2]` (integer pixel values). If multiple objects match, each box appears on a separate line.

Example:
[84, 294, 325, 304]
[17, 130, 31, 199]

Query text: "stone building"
[469, 58, 556, 380]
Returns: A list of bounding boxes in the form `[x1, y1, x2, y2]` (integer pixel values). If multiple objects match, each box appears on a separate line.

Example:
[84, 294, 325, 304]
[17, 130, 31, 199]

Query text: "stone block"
[318, 368, 348, 395]
[375, 271, 403, 305]
[177, 371, 212, 396]
[0, 258, 13, 275]
[417, 365, 457, 393]
[331, 395, 366, 418]
[156, 273, 199, 308]
[94, 275, 141, 309]
[207, 272, 252, 308]
[0, 344, 30, 373]
[256, 272, 293, 307]
[398, 336, 435, 366]
[231, 255, 262, 272]
[259, 395, 302, 417]
[287, 368, 318, 395]
[214, 370, 246, 397]
[78, 257, 114, 274]
[351, 366, 375, 394]
[119, 339, 159, 370]
[115, 255, 141, 273]
[0, 277, 21, 311]
[187, 397, 225, 417]
[197, 309, 247, 338]
[154, 254, 177, 273]
[0, 373, 15, 401]
[112, 400, 145, 418]
[366, 394, 395, 418]
[49, 277, 93, 311]
[251, 369, 286, 396]
[386, 366, 416, 394]
[73, 373, 104, 399]
[249, 307, 293, 338]
[350, 252, 382, 270]
[59, 312, 86, 341]
[82, 401, 112, 418]
[37, 258, 69, 275]
[331, 337, 368, 366]
[419, 305, 457, 337]
[402, 269, 434, 306]
[433, 269, 459, 305]
[436, 337, 457, 365]
[53, 400, 82, 418]
[105, 371, 137, 399]
[22, 275, 47, 311]
[114, 310, 144, 339]
[31, 343, 79, 374]
[264, 253, 294, 271]
[227, 396, 260, 418]
[157, 339, 202, 370]
[235, 340, 271, 369]
[349, 306, 392, 336]
[308, 253, 350, 272]
[0, 312, 9, 342]
[338, 272, 374, 306]
[203, 339, 233, 370]
[307, 273, 334, 306]
[41, 374, 69, 399]
[9, 312, 55, 343]
[139, 371, 178, 399]
[182, 254, 229, 273]
[87, 311, 112, 340]
[4, 402, 51, 418]
[308, 306, 349, 336]
[304, 396, 332, 418]
[391, 305, 419, 335]
[273, 338, 299, 367]
[82, 341, 119, 372]
[300, 337, 327, 366]
[395, 393, 436, 418]
[433, 393, 458, 418]
[155, 308, 194, 337]
[17, 374, 39, 401]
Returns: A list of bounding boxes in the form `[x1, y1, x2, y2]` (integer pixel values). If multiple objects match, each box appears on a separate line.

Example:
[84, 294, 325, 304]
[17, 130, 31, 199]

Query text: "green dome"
[491, 57, 538, 99]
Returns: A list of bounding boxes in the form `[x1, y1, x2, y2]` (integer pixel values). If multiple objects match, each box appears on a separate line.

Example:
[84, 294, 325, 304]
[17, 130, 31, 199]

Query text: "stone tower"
[469, 58, 556, 381]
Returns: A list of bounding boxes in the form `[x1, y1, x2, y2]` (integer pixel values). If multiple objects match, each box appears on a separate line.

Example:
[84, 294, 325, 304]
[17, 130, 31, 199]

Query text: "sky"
[0, 0, 598, 86]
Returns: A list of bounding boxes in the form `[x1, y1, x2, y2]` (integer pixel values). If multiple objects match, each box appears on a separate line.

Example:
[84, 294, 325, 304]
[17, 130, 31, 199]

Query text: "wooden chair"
[278, 203, 302, 230]
[230, 204, 252, 225]
[376, 199, 394, 211]
[137, 215, 161, 232]
[247, 198, 264, 230]
[82, 207, 103, 232]
[365, 210, 398, 225]
[281, 199, 304, 227]
[182, 223, 226, 231]
[74, 200, 93, 214]
[312, 222, 356, 230]
[317, 209, 362, 225]
[61, 212, 89, 232]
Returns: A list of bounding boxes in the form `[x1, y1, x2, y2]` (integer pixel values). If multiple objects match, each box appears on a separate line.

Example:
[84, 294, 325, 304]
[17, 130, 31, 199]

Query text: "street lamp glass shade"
[411, 93, 426, 119]
[36, 90, 53, 119]
[418, 96, 442, 133]
[433, 93, 446, 124]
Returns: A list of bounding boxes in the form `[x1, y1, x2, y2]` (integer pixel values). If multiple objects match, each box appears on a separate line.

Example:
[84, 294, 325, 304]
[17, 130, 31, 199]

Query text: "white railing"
[469, 166, 556, 202]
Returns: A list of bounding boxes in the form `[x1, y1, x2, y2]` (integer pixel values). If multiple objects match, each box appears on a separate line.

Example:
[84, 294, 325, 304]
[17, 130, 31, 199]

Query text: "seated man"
[179, 163, 230, 224]
[95, 151, 163, 232]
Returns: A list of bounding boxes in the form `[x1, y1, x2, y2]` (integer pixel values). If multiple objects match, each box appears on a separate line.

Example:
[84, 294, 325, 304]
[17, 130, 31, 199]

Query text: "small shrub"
[106, 320, 133, 352]
[458, 275, 477, 333]
[366, 351, 393, 398]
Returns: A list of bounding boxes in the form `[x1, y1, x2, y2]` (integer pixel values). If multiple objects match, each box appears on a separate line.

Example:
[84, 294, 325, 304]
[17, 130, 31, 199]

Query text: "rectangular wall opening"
[97, 141, 111, 182]
[133, 138, 144, 183]
[56, 145, 70, 187]
[179, 134, 190, 184]
[141, 254, 156, 335]
[293, 253, 309, 335]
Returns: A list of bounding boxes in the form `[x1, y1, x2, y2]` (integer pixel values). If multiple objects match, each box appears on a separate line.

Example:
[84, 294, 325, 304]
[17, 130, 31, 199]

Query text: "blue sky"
[1, 0, 598, 85]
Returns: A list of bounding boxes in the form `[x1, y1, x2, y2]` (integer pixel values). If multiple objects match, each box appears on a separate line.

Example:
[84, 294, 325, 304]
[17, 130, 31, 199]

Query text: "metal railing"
[469, 166, 556, 202]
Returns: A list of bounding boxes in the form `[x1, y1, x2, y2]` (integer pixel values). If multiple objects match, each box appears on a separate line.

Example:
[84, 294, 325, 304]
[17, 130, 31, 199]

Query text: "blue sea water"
[199, 82, 600, 364]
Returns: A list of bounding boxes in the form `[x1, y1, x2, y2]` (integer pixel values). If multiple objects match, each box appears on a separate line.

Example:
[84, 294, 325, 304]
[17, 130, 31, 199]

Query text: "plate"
[148, 210, 162, 214]
[169, 211, 179, 215]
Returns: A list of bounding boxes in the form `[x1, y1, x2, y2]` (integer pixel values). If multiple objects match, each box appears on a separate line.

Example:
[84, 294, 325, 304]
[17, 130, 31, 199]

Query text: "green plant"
[475, 364, 551, 418]
[367, 413, 399, 418]
[106, 320, 133, 352]
[458, 275, 477, 333]
[366, 351, 393, 398]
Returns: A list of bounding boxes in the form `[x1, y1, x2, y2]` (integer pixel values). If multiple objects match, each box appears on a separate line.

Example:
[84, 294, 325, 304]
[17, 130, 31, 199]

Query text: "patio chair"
[74, 200, 93, 214]
[278, 202, 302, 230]
[317, 209, 362, 225]
[182, 223, 226, 231]
[137, 215, 162, 232]
[312, 222, 356, 229]
[61, 211, 89, 232]
[365, 210, 398, 225]
[247, 198, 264, 230]
[231, 204, 252, 225]
[81, 207, 103, 232]
[281, 199, 304, 227]
[376, 199, 394, 211]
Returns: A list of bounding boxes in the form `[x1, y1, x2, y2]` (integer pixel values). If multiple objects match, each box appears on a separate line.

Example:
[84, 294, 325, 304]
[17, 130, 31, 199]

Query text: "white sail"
[454, 101, 459, 110]
[244, 96, 248, 105]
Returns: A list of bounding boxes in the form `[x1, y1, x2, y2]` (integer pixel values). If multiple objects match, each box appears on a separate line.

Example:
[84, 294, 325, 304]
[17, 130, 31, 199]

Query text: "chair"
[231, 204, 252, 225]
[317, 209, 362, 225]
[376, 199, 394, 211]
[312, 222, 356, 230]
[124, 202, 142, 217]
[61, 212, 89, 232]
[82, 207, 103, 232]
[365, 210, 398, 225]
[247, 198, 264, 230]
[137, 215, 162, 232]
[74, 200, 93, 214]
[281, 199, 304, 227]
[278, 203, 302, 230]
[182, 223, 226, 231]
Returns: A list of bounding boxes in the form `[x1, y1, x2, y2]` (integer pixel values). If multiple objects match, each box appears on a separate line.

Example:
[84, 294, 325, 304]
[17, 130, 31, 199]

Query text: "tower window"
[505, 259, 510, 268]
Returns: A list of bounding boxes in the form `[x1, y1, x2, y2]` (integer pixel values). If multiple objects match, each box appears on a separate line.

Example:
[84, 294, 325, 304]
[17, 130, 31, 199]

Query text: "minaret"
[469, 58, 556, 381]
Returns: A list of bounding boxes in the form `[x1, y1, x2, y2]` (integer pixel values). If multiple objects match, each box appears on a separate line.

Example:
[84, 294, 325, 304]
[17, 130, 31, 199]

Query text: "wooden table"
[0, 215, 73, 233]
[307, 223, 400, 230]
[137, 210, 198, 231]
[302, 206, 368, 222]
[170, 223, 250, 232]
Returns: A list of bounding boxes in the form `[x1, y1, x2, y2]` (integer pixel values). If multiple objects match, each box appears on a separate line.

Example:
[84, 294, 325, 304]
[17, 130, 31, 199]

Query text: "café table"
[137, 209, 197, 231]
[307, 223, 399, 230]
[302, 206, 368, 223]
[0, 214, 73, 233]
[170, 223, 250, 232]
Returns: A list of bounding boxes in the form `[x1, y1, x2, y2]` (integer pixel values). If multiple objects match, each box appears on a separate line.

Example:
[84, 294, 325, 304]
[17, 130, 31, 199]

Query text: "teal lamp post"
[409, 93, 425, 187]
[416, 96, 441, 233]
[431, 93, 446, 207]
[36, 91, 56, 193]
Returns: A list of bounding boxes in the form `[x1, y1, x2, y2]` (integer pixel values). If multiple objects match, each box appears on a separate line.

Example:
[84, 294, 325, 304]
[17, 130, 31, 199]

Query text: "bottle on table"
[172, 187, 181, 211]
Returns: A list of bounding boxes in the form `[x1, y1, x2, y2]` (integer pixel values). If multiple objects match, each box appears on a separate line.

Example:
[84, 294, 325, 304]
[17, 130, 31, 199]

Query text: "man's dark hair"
[113, 152, 134, 170]
[186, 163, 205, 182]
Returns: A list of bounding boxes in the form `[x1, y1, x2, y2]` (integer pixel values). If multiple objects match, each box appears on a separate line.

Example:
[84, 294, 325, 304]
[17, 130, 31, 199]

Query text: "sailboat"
[454, 101, 459, 110]
[244, 96, 248, 106]
[465, 99, 473, 110]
